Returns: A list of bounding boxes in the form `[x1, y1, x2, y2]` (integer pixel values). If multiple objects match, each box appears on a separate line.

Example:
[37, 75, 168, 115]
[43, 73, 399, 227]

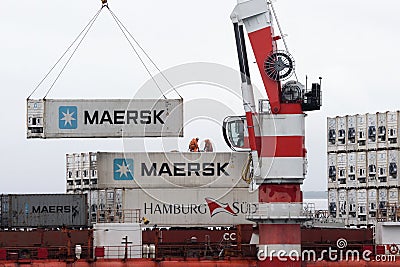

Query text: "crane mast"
[228, 0, 322, 266]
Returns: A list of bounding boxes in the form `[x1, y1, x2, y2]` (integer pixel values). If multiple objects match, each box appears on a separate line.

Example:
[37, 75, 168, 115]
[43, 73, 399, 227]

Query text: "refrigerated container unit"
[336, 116, 347, 151]
[377, 112, 388, 149]
[327, 153, 338, 189]
[27, 99, 184, 138]
[356, 151, 367, 187]
[337, 153, 347, 187]
[357, 189, 368, 224]
[388, 188, 399, 205]
[378, 188, 388, 210]
[377, 150, 388, 185]
[0, 194, 88, 228]
[328, 189, 338, 218]
[356, 114, 367, 151]
[388, 149, 399, 187]
[327, 117, 337, 152]
[347, 115, 357, 151]
[367, 151, 377, 188]
[367, 113, 377, 150]
[338, 189, 347, 218]
[347, 152, 357, 188]
[387, 111, 398, 148]
[347, 189, 357, 220]
[367, 189, 378, 219]
[66, 153, 98, 193]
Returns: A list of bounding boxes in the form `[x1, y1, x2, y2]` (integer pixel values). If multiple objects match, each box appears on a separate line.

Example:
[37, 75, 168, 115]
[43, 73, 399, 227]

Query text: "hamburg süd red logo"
[205, 197, 237, 217]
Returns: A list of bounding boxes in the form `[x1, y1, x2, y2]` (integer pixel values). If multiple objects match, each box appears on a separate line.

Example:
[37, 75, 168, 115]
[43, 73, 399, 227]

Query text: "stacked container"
[327, 111, 400, 227]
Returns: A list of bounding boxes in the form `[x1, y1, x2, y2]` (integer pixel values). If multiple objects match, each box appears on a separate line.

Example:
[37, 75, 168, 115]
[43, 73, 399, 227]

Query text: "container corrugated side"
[327, 153, 337, 189]
[27, 99, 183, 138]
[327, 117, 337, 152]
[377, 112, 387, 149]
[367, 113, 377, 150]
[377, 150, 388, 186]
[388, 149, 399, 187]
[356, 114, 367, 150]
[347, 115, 357, 151]
[356, 151, 367, 187]
[336, 116, 347, 151]
[5, 194, 87, 228]
[387, 111, 398, 148]
[347, 152, 357, 188]
[367, 151, 377, 188]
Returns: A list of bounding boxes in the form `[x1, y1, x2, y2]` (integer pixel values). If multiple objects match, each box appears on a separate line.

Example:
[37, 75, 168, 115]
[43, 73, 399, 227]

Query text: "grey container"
[1, 194, 88, 228]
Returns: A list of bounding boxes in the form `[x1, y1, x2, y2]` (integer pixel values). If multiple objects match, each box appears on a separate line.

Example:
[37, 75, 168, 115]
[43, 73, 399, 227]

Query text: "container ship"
[3, 0, 400, 266]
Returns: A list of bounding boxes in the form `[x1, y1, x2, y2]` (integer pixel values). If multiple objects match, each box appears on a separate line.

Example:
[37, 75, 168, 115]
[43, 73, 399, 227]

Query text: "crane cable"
[27, 7, 103, 99]
[106, 6, 182, 100]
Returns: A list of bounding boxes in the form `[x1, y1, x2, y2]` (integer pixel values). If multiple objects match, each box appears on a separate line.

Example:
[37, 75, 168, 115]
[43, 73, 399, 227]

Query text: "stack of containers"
[327, 111, 400, 227]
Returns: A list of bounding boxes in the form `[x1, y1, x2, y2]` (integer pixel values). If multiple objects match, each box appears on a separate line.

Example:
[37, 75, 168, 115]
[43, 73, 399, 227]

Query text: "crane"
[224, 0, 322, 266]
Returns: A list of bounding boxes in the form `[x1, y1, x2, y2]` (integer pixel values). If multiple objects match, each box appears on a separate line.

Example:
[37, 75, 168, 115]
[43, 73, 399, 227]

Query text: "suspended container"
[347, 115, 357, 151]
[336, 116, 347, 151]
[356, 114, 367, 151]
[367, 151, 377, 188]
[327, 153, 337, 189]
[388, 149, 399, 187]
[27, 99, 183, 138]
[367, 113, 377, 150]
[387, 111, 399, 148]
[347, 152, 357, 188]
[356, 151, 367, 187]
[377, 112, 388, 149]
[327, 117, 337, 152]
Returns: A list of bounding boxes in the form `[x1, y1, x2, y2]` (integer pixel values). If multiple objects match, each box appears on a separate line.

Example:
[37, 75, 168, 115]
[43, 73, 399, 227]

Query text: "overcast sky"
[1, 0, 400, 193]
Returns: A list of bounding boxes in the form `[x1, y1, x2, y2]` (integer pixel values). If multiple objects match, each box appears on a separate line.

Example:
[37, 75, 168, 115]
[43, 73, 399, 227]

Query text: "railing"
[246, 203, 313, 221]
[93, 209, 141, 224]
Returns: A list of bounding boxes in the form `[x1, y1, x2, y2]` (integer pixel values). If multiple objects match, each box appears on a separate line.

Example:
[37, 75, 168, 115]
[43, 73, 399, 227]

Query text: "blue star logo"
[114, 159, 134, 180]
[59, 106, 77, 129]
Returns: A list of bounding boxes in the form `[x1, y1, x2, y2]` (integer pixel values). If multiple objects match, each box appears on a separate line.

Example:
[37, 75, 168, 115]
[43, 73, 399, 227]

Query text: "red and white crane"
[225, 0, 321, 266]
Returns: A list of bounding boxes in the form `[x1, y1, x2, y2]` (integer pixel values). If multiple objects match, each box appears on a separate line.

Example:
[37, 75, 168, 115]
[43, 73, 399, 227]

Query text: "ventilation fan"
[264, 50, 295, 81]
[281, 81, 303, 102]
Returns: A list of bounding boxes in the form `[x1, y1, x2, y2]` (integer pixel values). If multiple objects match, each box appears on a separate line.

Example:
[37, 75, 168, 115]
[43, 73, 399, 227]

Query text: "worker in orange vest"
[189, 138, 199, 152]
[203, 139, 213, 152]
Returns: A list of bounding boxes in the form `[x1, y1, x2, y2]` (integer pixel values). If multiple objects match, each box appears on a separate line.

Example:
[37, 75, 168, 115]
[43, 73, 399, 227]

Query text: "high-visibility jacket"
[189, 138, 199, 152]
[204, 139, 213, 152]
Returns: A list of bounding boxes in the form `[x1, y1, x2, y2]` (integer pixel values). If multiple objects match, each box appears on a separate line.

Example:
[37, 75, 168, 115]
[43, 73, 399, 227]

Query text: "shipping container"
[357, 189, 367, 224]
[86, 188, 258, 227]
[327, 117, 337, 152]
[338, 189, 347, 218]
[387, 111, 398, 148]
[378, 188, 388, 209]
[336, 116, 347, 151]
[347, 152, 357, 188]
[356, 151, 367, 187]
[388, 149, 399, 187]
[0, 194, 87, 228]
[367, 151, 377, 188]
[27, 99, 183, 138]
[337, 153, 347, 187]
[66, 152, 249, 191]
[367, 189, 377, 219]
[367, 113, 377, 150]
[327, 153, 337, 189]
[388, 188, 399, 204]
[328, 189, 337, 217]
[377, 112, 388, 148]
[347, 189, 357, 218]
[377, 150, 388, 185]
[356, 114, 367, 150]
[347, 115, 357, 151]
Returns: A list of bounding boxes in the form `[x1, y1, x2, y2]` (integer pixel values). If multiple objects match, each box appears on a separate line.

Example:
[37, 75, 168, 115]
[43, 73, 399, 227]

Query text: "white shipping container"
[337, 153, 347, 187]
[377, 112, 387, 148]
[367, 151, 377, 188]
[356, 151, 367, 187]
[327, 153, 337, 188]
[356, 114, 367, 150]
[347, 115, 357, 151]
[89, 188, 258, 226]
[67, 152, 249, 190]
[338, 189, 347, 217]
[27, 99, 184, 138]
[367, 113, 377, 150]
[328, 189, 338, 217]
[347, 152, 357, 188]
[347, 189, 357, 217]
[357, 189, 367, 203]
[388, 150, 399, 187]
[327, 117, 337, 152]
[387, 111, 398, 148]
[336, 116, 347, 151]
[377, 150, 388, 185]
[378, 188, 388, 209]
[388, 188, 399, 204]
[368, 189, 378, 216]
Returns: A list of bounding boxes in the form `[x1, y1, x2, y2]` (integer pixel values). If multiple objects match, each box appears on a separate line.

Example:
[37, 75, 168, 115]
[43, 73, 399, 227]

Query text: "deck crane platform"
[224, 0, 321, 266]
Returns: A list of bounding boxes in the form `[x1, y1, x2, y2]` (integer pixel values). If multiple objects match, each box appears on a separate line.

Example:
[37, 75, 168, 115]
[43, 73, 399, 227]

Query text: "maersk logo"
[59, 106, 77, 129]
[114, 158, 134, 180]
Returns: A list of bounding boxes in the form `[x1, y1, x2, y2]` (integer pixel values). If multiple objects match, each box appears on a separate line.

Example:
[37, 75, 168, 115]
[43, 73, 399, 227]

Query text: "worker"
[203, 139, 213, 152]
[189, 138, 199, 152]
